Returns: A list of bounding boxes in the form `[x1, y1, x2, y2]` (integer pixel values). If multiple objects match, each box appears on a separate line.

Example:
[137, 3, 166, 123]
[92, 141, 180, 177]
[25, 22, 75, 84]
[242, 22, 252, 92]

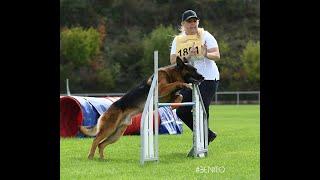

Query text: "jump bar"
[158, 102, 195, 107]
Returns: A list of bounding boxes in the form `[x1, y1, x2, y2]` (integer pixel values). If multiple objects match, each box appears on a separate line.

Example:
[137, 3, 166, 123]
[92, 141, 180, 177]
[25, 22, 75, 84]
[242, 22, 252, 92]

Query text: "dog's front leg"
[159, 82, 191, 98]
[171, 93, 183, 109]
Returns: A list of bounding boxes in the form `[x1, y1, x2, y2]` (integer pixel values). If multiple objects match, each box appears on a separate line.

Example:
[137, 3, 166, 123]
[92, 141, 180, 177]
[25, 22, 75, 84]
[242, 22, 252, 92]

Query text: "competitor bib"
[175, 28, 205, 60]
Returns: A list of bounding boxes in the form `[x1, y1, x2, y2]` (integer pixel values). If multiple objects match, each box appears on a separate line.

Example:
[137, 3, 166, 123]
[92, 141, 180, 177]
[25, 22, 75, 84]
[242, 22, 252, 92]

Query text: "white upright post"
[189, 59, 208, 158]
[191, 85, 208, 158]
[154, 51, 159, 162]
[66, 78, 71, 96]
[140, 50, 159, 165]
[148, 96, 154, 157]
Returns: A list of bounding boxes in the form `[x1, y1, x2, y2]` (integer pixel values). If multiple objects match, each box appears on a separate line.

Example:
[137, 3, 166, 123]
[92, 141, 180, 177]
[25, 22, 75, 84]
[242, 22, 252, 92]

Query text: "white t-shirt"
[170, 31, 220, 80]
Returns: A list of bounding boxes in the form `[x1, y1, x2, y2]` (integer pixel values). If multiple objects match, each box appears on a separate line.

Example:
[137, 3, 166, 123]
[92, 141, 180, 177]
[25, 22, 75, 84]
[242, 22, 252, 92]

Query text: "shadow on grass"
[72, 152, 209, 168]
[73, 156, 139, 164]
[157, 152, 191, 164]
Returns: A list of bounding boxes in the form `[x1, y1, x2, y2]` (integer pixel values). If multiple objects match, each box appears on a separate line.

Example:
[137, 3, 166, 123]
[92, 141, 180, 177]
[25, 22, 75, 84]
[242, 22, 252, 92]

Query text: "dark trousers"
[176, 80, 219, 135]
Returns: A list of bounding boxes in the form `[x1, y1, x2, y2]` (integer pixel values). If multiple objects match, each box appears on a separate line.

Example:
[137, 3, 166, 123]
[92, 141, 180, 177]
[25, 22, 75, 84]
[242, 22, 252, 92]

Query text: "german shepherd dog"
[80, 56, 204, 160]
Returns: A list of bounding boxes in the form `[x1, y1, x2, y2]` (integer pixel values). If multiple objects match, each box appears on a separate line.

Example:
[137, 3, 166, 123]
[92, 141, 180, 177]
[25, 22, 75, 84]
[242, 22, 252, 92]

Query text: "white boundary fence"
[214, 91, 260, 105]
[60, 91, 260, 105]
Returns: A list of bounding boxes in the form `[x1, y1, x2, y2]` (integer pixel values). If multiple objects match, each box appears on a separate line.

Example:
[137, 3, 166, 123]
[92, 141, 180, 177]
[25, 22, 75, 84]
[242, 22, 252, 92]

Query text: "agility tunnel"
[60, 96, 183, 137]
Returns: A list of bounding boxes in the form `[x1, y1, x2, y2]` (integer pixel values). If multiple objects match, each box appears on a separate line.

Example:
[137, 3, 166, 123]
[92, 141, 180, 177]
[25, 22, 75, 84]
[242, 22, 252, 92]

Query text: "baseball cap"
[181, 10, 199, 22]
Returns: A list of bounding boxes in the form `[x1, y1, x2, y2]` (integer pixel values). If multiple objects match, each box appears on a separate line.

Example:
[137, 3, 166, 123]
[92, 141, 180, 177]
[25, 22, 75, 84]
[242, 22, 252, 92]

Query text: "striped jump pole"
[140, 51, 208, 165]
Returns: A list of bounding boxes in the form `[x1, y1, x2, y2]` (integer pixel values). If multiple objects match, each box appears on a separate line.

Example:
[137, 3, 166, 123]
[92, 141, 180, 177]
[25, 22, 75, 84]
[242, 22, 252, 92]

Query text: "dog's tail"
[79, 125, 98, 137]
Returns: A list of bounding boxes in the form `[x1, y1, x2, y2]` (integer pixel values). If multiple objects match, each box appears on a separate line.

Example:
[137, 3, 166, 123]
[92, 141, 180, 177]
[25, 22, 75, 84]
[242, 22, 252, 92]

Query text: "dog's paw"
[88, 154, 94, 160]
[99, 153, 105, 159]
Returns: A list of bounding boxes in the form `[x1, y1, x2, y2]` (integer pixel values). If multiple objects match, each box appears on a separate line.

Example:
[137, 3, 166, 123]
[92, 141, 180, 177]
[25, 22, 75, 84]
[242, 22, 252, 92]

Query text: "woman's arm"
[205, 47, 220, 60]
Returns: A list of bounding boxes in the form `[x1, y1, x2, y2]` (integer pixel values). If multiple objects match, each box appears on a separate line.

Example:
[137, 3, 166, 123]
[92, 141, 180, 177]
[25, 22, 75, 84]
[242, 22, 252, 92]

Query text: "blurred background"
[60, 0, 260, 103]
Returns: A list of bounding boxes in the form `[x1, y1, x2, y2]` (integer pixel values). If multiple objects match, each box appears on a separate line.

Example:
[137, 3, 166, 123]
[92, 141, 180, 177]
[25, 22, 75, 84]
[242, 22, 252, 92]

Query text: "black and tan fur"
[80, 57, 204, 160]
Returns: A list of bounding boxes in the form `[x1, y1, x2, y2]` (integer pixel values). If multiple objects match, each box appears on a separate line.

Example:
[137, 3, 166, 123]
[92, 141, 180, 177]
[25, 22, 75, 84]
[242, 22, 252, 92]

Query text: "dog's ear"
[176, 56, 183, 62]
[176, 56, 185, 69]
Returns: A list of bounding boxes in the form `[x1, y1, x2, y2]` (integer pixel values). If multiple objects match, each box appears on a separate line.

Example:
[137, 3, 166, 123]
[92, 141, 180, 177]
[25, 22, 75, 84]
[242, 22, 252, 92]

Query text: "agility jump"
[140, 51, 208, 165]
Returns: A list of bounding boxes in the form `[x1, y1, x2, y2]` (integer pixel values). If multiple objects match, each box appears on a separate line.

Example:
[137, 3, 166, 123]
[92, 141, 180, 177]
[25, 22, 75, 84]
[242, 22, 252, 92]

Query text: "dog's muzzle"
[188, 76, 204, 85]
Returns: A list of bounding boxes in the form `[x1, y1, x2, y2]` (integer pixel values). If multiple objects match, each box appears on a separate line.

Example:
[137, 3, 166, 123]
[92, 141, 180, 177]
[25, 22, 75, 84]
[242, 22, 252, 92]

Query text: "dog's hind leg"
[87, 109, 123, 160]
[98, 125, 128, 159]
[87, 127, 117, 159]
[98, 111, 137, 159]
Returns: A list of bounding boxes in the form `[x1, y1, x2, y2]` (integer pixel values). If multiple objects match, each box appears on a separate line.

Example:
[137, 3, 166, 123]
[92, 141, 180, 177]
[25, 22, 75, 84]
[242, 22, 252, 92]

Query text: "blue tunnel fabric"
[70, 96, 114, 137]
[82, 97, 113, 115]
[158, 106, 183, 134]
[60, 96, 183, 137]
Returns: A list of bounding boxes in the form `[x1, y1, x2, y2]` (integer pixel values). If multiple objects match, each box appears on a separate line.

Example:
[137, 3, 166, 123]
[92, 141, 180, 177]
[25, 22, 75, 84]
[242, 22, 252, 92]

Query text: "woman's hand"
[201, 43, 207, 58]
[186, 42, 197, 60]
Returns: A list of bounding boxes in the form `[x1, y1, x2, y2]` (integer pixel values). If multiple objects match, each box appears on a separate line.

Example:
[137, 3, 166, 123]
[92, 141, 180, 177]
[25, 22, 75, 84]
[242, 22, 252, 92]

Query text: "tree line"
[60, 0, 260, 93]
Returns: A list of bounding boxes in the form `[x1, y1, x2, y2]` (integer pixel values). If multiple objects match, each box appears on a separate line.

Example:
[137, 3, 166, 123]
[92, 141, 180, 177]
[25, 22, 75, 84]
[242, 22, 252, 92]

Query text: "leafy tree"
[103, 27, 145, 91]
[61, 27, 116, 92]
[61, 27, 100, 66]
[241, 40, 260, 89]
[60, 0, 260, 92]
[60, 0, 100, 28]
[141, 25, 177, 75]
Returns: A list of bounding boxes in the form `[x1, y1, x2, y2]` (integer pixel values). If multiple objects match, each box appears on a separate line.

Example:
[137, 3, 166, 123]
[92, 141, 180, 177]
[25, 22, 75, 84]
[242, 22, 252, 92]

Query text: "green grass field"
[60, 105, 260, 180]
